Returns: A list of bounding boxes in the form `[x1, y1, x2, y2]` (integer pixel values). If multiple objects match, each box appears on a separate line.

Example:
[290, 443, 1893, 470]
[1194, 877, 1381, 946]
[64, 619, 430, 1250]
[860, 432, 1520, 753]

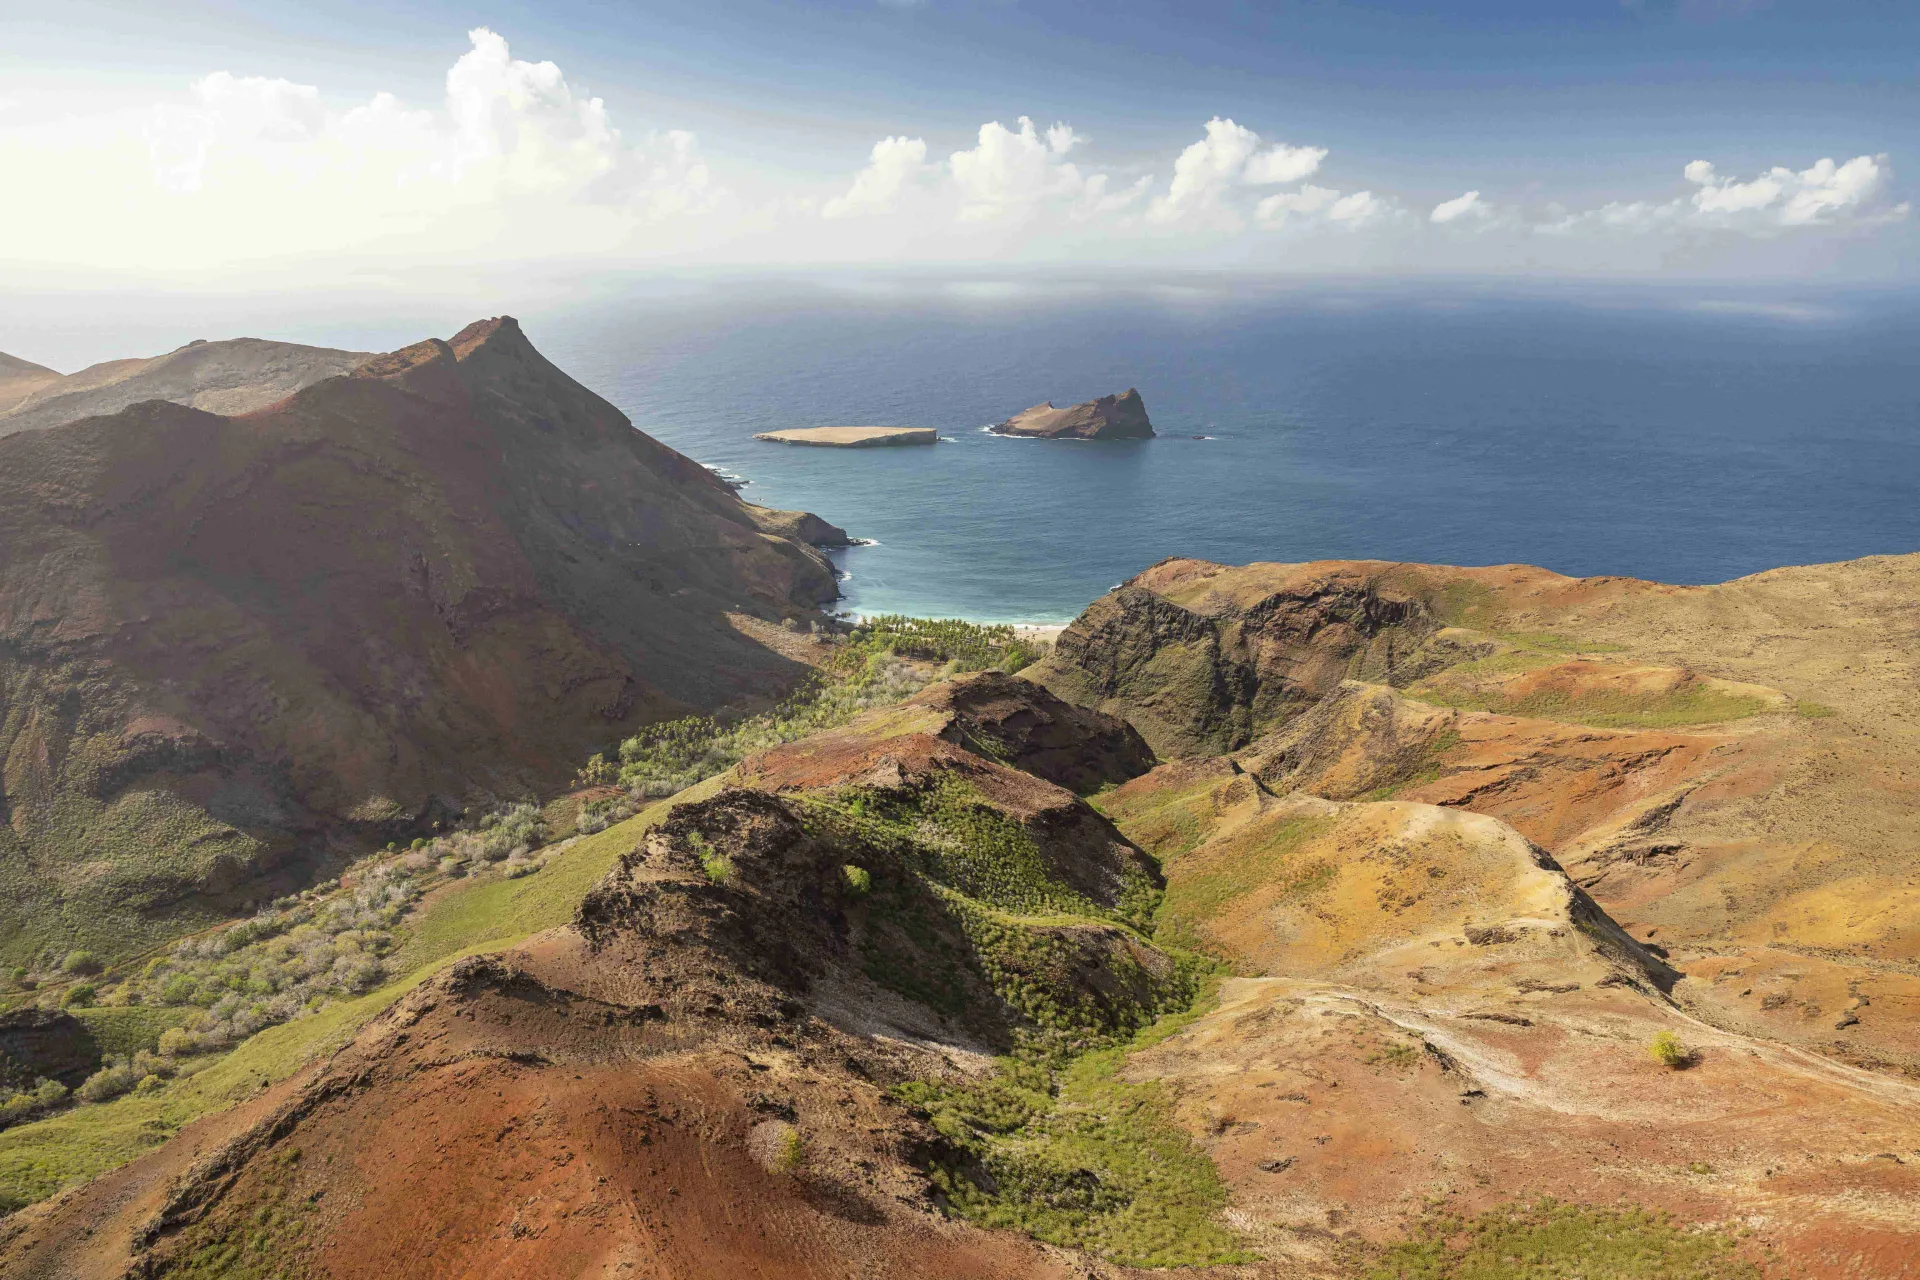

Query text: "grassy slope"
[0, 782, 723, 1213]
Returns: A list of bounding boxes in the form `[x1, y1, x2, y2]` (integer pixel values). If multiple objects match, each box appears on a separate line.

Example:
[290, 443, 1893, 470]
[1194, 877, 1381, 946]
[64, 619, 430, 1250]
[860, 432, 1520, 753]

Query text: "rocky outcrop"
[1028, 558, 1447, 757]
[909, 670, 1157, 793]
[0, 317, 847, 963]
[0, 1009, 100, 1091]
[0, 337, 371, 437]
[991, 389, 1154, 439]
[743, 503, 853, 547]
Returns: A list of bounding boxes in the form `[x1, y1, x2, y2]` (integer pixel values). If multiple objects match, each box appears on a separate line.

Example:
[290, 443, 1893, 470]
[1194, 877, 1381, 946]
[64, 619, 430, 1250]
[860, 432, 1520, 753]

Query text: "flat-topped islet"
[991, 388, 1154, 440]
[754, 426, 938, 448]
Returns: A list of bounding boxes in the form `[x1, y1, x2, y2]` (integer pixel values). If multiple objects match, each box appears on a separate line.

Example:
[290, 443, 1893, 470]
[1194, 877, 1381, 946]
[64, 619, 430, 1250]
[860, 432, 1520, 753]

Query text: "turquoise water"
[530, 281, 1920, 623]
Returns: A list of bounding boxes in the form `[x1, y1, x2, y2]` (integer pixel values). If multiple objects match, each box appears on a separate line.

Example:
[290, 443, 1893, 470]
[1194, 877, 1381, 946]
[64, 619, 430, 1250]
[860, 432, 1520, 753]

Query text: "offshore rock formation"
[0, 317, 846, 963]
[991, 388, 1154, 440]
[754, 426, 938, 447]
[0, 337, 371, 436]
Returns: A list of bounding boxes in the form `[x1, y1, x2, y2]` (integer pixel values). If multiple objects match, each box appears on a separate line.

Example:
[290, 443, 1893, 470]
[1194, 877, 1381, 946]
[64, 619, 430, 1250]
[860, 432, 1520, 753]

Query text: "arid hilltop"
[0, 337, 371, 437]
[0, 318, 846, 965]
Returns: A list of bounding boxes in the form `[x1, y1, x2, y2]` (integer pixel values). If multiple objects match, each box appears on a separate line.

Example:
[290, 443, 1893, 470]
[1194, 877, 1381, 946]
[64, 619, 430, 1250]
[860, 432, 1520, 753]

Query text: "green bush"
[76, 1061, 141, 1104]
[60, 950, 103, 977]
[1366, 1198, 1757, 1278]
[1649, 1029, 1692, 1068]
[842, 864, 872, 895]
[60, 984, 97, 1008]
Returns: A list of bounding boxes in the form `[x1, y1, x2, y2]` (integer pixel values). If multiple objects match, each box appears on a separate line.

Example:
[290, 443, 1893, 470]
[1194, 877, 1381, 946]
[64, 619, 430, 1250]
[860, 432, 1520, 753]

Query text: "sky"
[0, 0, 1916, 299]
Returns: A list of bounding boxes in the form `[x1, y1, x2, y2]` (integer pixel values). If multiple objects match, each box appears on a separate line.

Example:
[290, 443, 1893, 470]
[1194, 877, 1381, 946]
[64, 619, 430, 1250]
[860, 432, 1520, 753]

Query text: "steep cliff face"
[0, 337, 371, 436]
[0, 317, 843, 962]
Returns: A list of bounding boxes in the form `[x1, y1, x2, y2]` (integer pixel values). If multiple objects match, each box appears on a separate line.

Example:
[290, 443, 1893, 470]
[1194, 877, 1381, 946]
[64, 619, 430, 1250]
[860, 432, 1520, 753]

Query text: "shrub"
[574, 752, 617, 788]
[33, 1079, 68, 1107]
[158, 1026, 197, 1058]
[77, 1061, 142, 1104]
[843, 864, 872, 896]
[61, 983, 98, 1008]
[60, 950, 103, 976]
[774, 1127, 804, 1173]
[1649, 1029, 1692, 1068]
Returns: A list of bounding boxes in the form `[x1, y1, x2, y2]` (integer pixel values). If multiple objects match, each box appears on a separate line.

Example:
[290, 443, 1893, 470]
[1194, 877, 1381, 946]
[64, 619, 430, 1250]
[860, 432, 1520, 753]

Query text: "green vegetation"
[807, 776, 1157, 933]
[798, 773, 1239, 1266]
[1087, 768, 1227, 864]
[1366, 1199, 1757, 1279]
[899, 984, 1247, 1268]
[0, 794, 689, 1215]
[1795, 700, 1837, 719]
[1429, 579, 1500, 629]
[607, 617, 1038, 799]
[691, 832, 734, 883]
[1406, 641, 1770, 730]
[1155, 811, 1336, 959]
[842, 864, 872, 895]
[773, 1127, 805, 1173]
[164, 1145, 316, 1280]
[1649, 1029, 1693, 1068]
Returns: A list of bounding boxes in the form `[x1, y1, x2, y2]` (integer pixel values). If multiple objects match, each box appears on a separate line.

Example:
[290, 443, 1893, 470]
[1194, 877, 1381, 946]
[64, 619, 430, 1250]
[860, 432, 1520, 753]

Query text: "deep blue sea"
[529, 280, 1920, 624]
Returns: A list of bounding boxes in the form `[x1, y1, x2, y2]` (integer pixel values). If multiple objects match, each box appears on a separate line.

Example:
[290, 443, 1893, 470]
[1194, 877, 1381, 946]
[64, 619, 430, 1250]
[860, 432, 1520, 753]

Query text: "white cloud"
[1148, 117, 1327, 228]
[1329, 190, 1391, 224]
[823, 135, 930, 218]
[824, 115, 1147, 229]
[1686, 154, 1896, 227]
[1543, 155, 1907, 238]
[0, 30, 1908, 284]
[949, 117, 1090, 222]
[1254, 184, 1339, 225]
[1430, 190, 1490, 224]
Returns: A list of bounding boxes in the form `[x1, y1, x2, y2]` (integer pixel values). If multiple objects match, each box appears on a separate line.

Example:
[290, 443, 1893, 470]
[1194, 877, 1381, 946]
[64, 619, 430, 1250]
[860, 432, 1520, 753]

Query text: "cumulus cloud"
[1542, 155, 1907, 237]
[1254, 184, 1339, 225]
[823, 135, 930, 218]
[1686, 155, 1897, 227]
[1148, 117, 1326, 227]
[950, 117, 1090, 222]
[824, 115, 1147, 229]
[1430, 190, 1491, 224]
[134, 27, 722, 234]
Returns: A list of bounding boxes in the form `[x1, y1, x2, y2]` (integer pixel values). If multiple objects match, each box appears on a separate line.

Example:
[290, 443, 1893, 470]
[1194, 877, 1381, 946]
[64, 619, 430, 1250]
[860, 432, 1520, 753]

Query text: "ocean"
[530, 279, 1920, 624]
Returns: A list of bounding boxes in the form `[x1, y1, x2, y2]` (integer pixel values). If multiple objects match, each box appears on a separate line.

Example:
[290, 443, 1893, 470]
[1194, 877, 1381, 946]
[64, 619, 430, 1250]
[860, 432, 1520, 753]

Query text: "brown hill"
[0, 354, 63, 417]
[0, 337, 371, 436]
[0, 317, 844, 964]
